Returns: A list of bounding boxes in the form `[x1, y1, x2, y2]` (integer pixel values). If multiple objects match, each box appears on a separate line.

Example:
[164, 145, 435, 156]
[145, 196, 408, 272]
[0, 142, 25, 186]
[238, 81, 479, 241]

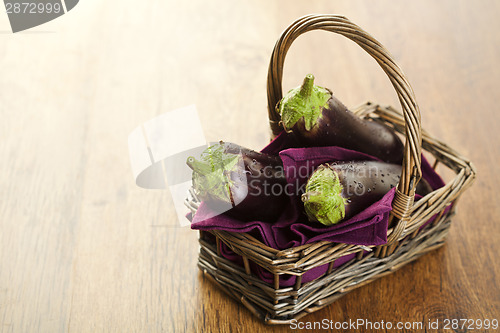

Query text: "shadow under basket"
[188, 15, 476, 325]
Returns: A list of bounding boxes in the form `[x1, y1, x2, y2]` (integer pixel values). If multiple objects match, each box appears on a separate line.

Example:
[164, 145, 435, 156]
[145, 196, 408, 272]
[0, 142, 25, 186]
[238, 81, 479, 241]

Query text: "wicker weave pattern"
[199, 212, 454, 324]
[190, 15, 476, 325]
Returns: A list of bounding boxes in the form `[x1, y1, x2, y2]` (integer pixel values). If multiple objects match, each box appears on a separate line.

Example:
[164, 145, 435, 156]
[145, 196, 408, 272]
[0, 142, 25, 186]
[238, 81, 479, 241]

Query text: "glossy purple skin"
[207, 143, 289, 222]
[291, 96, 405, 164]
[328, 161, 432, 220]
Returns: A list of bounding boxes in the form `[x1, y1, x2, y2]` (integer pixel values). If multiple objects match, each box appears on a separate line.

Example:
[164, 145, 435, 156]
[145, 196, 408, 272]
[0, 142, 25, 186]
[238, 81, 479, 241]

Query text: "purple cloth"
[191, 131, 446, 286]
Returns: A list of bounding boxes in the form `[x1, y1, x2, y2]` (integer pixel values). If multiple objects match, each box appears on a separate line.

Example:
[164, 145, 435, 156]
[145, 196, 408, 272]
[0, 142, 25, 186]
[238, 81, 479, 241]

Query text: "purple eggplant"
[301, 161, 432, 226]
[186, 141, 288, 222]
[278, 74, 404, 164]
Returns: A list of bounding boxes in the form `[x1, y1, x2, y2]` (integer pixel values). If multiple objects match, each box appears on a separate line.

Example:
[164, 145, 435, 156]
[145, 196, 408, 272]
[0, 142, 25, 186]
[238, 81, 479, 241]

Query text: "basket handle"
[266, 14, 422, 242]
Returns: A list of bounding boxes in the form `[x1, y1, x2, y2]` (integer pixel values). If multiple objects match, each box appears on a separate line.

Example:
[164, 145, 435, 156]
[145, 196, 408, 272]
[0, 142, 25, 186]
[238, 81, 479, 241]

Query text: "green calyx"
[301, 164, 347, 226]
[186, 142, 241, 204]
[278, 74, 331, 131]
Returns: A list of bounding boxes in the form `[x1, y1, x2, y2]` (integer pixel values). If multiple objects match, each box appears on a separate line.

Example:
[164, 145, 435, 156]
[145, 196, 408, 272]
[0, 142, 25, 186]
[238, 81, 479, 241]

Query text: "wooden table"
[1, 1, 499, 332]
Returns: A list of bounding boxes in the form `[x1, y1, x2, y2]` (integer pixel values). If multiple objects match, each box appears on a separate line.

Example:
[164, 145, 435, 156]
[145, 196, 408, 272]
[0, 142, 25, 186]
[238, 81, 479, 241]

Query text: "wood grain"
[1, 0, 499, 332]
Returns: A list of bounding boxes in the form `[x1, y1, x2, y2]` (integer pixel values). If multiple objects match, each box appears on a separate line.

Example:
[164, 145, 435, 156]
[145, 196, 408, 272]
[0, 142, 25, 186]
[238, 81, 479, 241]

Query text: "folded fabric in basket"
[191, 131, 445, 250]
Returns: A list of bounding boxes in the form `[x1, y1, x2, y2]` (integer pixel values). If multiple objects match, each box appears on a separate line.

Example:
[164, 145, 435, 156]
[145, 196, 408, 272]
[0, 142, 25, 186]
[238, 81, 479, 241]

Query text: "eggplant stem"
[186, 156, 212, 174]
[303, 165, 347, 226]
[299, 74, 315, 98]
[301, 191, 321, 202]
[277, 74, 331, 131]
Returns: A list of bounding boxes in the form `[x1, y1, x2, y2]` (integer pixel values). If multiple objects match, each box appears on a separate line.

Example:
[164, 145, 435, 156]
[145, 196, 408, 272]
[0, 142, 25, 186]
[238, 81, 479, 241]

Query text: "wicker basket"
[189, 14, 476, 325]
